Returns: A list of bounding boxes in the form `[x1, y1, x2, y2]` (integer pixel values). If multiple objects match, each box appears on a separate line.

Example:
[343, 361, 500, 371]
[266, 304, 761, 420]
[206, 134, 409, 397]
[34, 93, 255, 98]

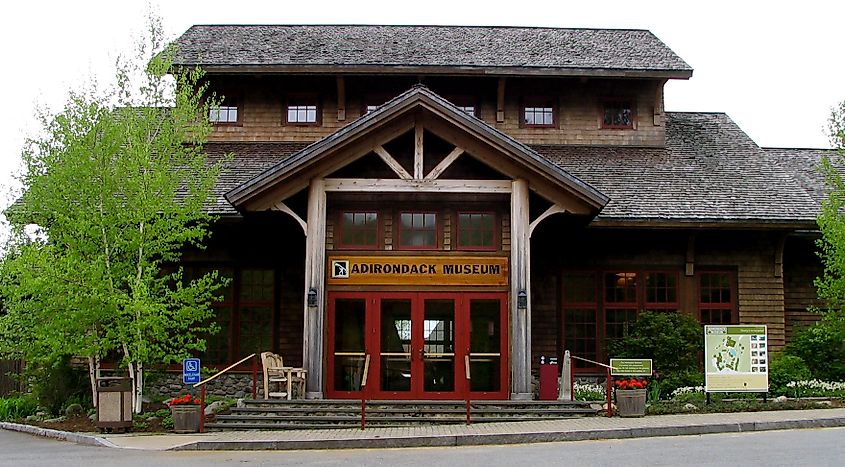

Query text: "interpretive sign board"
[610, 358, 653, 376]
[704, 325, 768, 392]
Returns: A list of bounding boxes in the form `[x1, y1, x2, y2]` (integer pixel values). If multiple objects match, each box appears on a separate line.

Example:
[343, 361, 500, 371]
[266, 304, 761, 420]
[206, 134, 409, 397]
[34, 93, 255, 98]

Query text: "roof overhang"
[194, 65, 692, 80]
[226, 85, 609, 214]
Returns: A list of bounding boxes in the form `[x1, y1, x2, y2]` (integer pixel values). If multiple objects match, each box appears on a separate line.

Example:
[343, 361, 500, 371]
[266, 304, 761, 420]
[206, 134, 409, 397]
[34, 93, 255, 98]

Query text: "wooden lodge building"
[171, 25, 829, 400]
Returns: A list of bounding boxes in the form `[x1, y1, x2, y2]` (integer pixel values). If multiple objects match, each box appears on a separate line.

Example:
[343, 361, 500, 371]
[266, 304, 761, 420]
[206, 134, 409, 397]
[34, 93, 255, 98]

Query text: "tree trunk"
[134, 362, 144, 414]
[87, 355, 99, 408]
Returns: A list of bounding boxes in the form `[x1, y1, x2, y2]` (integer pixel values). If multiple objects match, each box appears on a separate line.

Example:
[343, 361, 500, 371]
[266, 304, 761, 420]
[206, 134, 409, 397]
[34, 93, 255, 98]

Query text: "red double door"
[327, 292, 508, 399]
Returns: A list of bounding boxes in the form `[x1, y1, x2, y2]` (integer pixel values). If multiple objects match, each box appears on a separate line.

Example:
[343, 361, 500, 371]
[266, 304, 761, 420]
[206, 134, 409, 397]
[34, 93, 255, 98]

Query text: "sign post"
[704, 325, 768, 393]
[183, 358, 201, 385]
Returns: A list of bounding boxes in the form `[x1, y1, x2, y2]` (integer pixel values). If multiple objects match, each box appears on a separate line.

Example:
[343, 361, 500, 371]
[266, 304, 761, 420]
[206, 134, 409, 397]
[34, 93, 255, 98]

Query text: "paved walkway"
[4, 408, 845, 451]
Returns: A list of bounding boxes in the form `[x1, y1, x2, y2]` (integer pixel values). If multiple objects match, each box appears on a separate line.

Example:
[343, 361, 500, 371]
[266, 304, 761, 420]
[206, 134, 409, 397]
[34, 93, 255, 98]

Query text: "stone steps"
[205, 399, 603, 431]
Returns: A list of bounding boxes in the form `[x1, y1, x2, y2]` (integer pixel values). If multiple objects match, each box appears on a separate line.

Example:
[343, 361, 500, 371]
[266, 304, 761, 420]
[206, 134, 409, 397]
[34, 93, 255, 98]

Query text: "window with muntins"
[562, 270, 681, 370]
[209, 105, 238, 124]
[602, 101, 634, 129]
[699, 272, 737, 325]
[338, 211, 379, 249]
[457, 212, 496, 250]
[522, 105, 554, 127]
[398, 212, 437, 249]
[286, 97, 320, 124]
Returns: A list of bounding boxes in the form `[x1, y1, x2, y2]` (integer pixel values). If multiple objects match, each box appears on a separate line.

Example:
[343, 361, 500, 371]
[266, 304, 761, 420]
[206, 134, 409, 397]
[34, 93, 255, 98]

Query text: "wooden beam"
[271, 201, 307, 234]
[496, 78, 506, 123]
[528, 204, 566, 238]
[510, 178, 531, 399]
[424, 146, 464, 180]
[336, 76, 346, 121]
[324, 178, 512, 193]
[414, 120, 424, 179]
[373, 145, 413, 180]
[775, 233, 787, 278]
[653, 79, 666, 126]
[302, 178, 326, 399]
[685, 233, 696, 277]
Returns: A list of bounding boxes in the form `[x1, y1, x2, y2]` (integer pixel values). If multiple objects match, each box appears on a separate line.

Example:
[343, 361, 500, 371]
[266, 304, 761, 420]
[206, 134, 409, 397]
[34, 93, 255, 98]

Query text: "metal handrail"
[192, 352, 258, 433]
[192, 353, 257, 388]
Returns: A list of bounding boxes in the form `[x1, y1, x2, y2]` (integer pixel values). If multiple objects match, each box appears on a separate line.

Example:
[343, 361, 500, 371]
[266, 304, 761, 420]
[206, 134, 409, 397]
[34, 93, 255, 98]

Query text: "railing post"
[361, 397, 366, 430]
[252, 354, 258, 400]
[360, 354, 370, 431]
[465, 355, 471, 425]
[606, 367, 613, 418]
[200, 384, 206, 433]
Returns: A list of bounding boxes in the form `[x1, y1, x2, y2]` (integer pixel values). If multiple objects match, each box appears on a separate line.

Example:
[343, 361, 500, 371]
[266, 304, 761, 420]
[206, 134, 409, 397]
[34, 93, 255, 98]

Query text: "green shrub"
[768, 353, 812, 396]
[787, 314, 845, 381]
[0, 396, 38, 421]
[26, 357, 91, 415]
[607, 311, 704, 396]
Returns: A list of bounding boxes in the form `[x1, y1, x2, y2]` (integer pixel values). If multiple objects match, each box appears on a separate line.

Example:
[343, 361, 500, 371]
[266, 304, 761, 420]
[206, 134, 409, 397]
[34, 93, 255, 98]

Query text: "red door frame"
[326, 291, 508, 400]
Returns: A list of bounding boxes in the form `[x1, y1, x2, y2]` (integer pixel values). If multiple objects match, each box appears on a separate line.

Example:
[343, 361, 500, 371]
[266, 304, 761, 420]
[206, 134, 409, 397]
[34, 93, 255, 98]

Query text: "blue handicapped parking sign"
[183, 358, 201, 384]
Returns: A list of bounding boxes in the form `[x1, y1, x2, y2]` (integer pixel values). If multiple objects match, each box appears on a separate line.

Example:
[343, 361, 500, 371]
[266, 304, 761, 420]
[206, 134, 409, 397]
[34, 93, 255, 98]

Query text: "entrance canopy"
[225, 85, 608, 215]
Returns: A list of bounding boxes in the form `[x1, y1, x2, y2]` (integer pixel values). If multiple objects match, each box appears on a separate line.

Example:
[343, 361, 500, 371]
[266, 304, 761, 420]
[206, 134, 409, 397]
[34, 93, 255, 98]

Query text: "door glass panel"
[333, 299, 366, 392]
[423, 299, 455, 392]
[381, 299, 412, 392]
[469, 299, 501, 392]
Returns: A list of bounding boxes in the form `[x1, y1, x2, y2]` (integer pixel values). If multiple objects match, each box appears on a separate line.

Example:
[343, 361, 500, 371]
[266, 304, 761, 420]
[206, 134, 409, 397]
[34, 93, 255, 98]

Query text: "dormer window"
[521, 97, 555, 128]
[209, 99, 239, 124]
[602, 101, 634, 129]
[286, 96, 320, 125]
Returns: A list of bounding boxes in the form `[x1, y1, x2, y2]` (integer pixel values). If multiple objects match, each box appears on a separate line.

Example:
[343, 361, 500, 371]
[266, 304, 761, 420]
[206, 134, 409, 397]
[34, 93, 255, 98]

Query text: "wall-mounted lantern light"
[308, 288, 318, 308]
[517, 290, 527, 310]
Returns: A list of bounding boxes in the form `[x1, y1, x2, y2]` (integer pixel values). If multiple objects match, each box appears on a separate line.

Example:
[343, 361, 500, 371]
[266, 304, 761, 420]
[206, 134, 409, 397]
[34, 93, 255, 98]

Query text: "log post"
[303, 178, 327, 399]
[510, 178, 531, 399]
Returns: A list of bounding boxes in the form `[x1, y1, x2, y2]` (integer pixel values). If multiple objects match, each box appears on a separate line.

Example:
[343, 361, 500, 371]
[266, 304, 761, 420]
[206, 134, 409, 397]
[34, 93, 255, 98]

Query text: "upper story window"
[286, 96, 320, 125]
[521, 98, 555, 128]
[602, 101, 634, 129]
[445, 96, 479, 118]
[337, 211, 379, 249]
[209, 98, 239, 124]
[456, 212, 496, 250]
[397, 212, 437, 250]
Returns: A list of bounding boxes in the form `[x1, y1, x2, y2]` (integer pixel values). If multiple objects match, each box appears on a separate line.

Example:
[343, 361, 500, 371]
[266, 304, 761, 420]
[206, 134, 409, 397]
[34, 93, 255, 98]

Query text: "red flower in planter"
[168, 394, 201, 406]
[614, 377, 648, 390]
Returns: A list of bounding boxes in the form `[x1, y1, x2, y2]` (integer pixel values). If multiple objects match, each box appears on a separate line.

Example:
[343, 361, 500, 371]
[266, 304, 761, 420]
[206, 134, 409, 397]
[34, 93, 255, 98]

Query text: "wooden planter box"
[171, 404, 202, 433]
[615, 389, 647, 417]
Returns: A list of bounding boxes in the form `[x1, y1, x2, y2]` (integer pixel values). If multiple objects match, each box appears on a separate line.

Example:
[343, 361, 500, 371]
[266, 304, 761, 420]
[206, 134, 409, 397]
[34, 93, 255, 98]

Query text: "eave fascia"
[589, 218, 819, 230]
[186, 64, 693, 80]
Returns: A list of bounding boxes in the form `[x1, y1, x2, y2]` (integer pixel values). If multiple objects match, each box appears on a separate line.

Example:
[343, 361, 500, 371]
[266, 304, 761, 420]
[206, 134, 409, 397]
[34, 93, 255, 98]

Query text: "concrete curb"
[5, 414, 845, 451]
[0, 422, 118, 448]
[170, 415, 845, 451]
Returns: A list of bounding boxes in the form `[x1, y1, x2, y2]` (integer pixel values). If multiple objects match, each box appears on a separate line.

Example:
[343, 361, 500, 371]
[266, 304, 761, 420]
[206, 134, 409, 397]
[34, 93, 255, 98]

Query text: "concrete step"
[209, 399, 603, 430]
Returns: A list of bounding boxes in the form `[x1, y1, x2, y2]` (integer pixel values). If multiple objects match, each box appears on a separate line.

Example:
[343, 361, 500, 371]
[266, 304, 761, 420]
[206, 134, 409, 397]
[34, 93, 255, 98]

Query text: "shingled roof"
[173, 25, 692, 78]
[541, 113, 821, 226]
[205, 113, 823, 227]
[764, 147, 835, 207]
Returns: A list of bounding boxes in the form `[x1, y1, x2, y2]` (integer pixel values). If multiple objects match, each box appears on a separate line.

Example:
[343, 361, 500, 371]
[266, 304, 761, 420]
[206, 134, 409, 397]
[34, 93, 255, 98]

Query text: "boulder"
[204, 400, 226, 416]
[65, 403, 84, 416]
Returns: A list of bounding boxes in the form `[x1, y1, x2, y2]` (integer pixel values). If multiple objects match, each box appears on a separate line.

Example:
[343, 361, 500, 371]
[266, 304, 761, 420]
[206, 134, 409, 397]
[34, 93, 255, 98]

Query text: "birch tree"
[0, 15, 227, 412]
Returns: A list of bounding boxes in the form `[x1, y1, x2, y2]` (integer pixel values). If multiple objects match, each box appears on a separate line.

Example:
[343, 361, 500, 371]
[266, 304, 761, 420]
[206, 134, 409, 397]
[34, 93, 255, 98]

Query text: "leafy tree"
[0, 15, 227, 412]
[804, 99, 845, 381]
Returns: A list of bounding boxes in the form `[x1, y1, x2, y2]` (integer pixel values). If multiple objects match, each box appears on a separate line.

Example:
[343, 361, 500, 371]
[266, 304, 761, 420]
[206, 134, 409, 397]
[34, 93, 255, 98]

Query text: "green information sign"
[704, 325, 768, 393]
[610, 358, 653, 376]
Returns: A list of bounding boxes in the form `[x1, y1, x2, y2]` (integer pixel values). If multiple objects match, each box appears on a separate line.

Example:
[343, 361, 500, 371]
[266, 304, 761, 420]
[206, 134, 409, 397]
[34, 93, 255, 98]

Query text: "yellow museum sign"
[327, 255, 509, 286]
